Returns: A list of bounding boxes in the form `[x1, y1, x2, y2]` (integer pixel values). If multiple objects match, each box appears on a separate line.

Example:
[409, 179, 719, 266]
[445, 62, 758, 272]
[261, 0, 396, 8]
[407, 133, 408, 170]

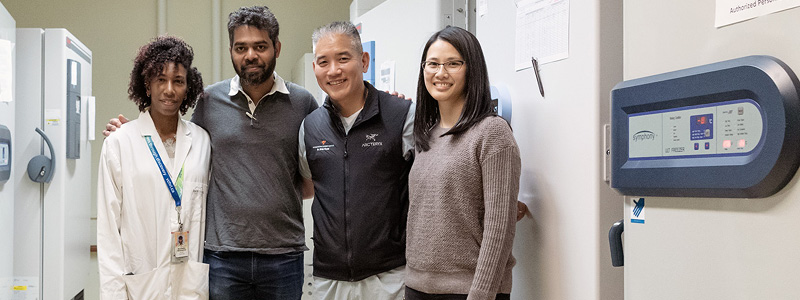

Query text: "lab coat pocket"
[172, 260, 210, 299]
[185, 181, 207, 222]
[123, 267, 169, 299]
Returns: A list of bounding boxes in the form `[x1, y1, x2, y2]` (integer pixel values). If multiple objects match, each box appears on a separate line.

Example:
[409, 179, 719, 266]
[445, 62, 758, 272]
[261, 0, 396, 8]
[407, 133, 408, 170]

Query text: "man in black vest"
[298, 21, 414, 299]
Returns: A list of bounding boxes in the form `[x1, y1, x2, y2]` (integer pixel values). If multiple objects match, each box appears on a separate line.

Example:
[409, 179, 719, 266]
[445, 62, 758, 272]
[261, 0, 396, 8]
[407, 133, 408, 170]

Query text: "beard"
[236, 55, 276, 86]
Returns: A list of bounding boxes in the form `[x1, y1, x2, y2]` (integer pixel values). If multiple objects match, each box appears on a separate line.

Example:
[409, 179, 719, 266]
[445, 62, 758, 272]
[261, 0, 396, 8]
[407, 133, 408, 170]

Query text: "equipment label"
[631, 197, 645, 224]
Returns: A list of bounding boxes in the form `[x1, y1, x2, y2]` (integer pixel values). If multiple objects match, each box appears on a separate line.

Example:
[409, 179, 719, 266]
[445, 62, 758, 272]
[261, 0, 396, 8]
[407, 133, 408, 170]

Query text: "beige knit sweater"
[407, 116, 521, 300]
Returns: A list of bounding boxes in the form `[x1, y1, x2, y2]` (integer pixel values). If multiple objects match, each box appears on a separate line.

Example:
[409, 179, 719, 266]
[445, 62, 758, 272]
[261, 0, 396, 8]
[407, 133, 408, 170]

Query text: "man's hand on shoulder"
[385, 90, 412, 101]
[102, 114, 129, 137]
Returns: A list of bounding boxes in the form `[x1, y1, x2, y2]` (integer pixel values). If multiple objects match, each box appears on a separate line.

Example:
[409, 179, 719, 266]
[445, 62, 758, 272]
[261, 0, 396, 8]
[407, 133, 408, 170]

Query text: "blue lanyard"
[144, 135, 182, 207]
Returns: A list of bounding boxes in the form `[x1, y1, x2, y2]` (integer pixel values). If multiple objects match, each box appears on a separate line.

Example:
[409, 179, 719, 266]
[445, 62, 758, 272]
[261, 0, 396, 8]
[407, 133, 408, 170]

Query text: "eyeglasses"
[422, 60, 465, 73]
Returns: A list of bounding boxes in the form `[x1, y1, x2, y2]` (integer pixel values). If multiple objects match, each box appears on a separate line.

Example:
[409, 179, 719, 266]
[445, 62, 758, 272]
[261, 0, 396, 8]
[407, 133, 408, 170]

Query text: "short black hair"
[228, 6, 280, 47]
[128, 35, 203, 115]
[414, 26, 494, 152]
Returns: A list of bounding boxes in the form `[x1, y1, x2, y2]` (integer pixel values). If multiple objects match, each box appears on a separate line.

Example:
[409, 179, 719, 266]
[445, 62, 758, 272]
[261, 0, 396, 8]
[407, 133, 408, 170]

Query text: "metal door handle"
[609, 219, 624, 267]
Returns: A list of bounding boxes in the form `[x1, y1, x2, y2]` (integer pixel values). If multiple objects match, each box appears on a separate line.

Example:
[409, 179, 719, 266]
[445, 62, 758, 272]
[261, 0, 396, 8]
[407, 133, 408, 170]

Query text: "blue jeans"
[204, 250, 304, 300]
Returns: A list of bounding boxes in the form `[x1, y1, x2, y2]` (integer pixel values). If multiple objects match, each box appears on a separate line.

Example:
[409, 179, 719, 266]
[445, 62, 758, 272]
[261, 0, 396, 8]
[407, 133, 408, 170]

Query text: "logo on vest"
[362, 133, 383, 147]
[313, 139, 335, 151]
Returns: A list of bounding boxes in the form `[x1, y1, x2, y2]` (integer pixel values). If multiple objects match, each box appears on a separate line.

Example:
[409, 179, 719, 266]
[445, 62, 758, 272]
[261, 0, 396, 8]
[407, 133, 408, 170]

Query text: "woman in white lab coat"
[97, 35, 211, 299]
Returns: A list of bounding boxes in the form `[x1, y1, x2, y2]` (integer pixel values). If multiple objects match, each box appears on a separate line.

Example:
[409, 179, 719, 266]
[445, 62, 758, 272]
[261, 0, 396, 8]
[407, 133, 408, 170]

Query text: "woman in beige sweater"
[406, 26, 522, 300]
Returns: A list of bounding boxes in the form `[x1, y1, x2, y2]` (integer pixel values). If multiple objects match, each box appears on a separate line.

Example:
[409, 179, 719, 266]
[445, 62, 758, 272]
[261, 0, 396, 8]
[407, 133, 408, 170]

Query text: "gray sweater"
[193, 77, 318, 254]
[407, 116, 521, 300]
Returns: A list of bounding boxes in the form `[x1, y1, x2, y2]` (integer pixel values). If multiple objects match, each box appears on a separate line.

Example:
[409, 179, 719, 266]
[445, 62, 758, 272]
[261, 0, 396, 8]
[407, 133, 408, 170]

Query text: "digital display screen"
[690, 114, 713, 140]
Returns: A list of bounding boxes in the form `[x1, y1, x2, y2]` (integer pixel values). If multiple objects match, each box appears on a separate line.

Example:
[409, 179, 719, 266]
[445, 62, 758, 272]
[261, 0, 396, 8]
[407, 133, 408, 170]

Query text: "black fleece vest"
[303, 82, 412, 281]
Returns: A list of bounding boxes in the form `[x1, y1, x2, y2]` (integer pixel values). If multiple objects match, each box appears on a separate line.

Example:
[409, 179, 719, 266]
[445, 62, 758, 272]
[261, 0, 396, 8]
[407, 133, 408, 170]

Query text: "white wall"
[350, 0, 386, 19]
[476, 1, 623, 299]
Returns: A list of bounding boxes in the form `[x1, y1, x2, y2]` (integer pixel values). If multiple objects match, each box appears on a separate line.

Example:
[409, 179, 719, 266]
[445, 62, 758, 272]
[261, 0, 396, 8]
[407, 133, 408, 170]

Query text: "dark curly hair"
[227, 6, 280, 47]
[128, 35, 203, 115]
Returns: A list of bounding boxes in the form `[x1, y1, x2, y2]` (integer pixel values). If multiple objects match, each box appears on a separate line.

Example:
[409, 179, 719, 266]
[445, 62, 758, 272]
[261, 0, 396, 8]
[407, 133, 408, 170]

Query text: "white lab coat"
[97, 111, 211, 299]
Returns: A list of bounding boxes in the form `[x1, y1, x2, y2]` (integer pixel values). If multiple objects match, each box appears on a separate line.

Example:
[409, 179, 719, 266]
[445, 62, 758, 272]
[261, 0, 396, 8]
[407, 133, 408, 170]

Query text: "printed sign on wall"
[716, 0, 800, 27]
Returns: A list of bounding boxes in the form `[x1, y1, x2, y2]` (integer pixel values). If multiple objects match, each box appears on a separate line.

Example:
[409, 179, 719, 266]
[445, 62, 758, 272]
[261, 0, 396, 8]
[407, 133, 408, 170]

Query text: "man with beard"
[193, 6, 318, 299]
[104, 6, 317, 299]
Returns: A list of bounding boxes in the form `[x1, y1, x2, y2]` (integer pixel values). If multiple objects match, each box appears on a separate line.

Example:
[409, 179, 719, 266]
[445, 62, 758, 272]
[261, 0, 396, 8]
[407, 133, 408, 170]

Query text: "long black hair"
[414, 26, 494, 152]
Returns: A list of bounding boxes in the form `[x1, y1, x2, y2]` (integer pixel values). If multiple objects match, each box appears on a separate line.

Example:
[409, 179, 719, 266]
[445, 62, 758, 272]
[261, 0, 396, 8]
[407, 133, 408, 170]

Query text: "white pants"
[313, 265, 405, 300]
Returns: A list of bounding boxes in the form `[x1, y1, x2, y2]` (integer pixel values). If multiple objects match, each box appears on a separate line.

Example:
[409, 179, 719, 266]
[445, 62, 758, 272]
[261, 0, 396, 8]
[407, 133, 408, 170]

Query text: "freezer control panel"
[611, 55, 800, 198]
[628, 99, 763, 159]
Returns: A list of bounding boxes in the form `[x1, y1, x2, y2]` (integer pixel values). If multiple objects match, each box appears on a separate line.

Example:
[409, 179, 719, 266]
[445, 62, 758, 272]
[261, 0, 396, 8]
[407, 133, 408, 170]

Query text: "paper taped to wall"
[514, 0, 569, 71]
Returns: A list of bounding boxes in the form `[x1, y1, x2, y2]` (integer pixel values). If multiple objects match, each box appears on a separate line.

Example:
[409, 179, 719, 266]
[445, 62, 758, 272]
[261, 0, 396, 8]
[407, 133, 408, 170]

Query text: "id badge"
[171, 231, 189, 263]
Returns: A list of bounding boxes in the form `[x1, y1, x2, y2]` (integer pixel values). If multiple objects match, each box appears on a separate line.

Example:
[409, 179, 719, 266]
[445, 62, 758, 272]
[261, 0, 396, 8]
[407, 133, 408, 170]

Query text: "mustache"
[242, 61, 265, 69]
